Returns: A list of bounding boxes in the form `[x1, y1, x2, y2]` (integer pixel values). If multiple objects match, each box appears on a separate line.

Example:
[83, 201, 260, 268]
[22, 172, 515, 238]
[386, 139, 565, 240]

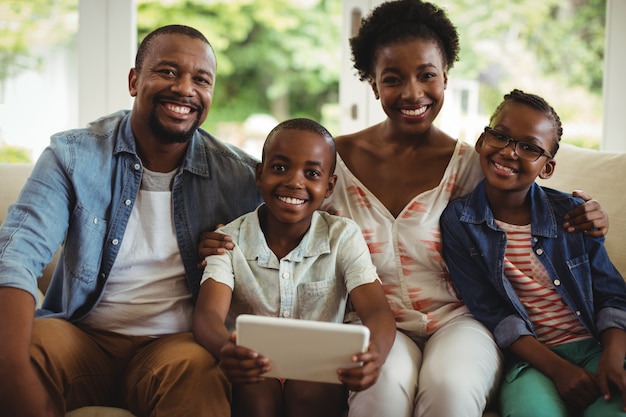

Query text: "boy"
[192, 118, 395, 417]
[440, 89, 626, 417]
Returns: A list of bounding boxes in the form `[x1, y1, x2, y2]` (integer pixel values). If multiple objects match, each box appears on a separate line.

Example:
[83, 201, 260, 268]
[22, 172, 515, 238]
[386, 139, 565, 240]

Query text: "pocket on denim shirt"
[64, 205, 107, 283]
[566, 253, 593, 302]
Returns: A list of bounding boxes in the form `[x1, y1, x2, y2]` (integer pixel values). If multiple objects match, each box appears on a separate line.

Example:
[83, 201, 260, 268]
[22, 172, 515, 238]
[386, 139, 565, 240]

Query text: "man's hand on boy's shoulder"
[197, 226, 234, 268]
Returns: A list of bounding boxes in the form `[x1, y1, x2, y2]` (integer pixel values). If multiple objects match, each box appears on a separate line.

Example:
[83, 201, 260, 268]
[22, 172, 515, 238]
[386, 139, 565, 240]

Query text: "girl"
[440, 89, 626, 417]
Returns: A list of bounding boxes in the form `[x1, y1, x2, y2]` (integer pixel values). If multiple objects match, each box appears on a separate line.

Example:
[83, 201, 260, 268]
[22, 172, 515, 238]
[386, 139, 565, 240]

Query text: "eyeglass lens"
[484, 128, 544, 161]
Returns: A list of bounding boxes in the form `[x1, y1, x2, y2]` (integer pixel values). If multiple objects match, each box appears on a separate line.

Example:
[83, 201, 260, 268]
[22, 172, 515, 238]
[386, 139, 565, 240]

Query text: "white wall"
[338, 0, 386, 135]
[78, 0, 136, 126]
[602, 0, 626, 152]
[0, 47, 78, 161]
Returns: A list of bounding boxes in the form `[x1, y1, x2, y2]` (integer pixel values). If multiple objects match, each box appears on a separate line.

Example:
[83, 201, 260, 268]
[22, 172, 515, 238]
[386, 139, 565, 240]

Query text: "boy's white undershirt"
[80, 168, 192, 337]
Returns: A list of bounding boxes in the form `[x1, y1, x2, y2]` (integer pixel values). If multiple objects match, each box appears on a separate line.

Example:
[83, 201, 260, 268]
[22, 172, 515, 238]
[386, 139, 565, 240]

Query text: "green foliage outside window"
[0, 145, 31, 163]
[136, 0, 342, 133]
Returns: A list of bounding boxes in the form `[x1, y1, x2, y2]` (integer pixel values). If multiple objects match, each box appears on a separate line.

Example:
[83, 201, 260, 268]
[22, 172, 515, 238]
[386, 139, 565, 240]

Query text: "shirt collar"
[460, 180, 558, 238]
[238, 206, 332, 263]
[112, 110, 212, 178]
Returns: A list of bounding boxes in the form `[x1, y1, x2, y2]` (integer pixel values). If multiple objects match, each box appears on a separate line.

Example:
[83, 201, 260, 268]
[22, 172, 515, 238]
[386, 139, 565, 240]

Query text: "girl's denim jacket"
[0, 110, 262, 320]
[440, 180, 626, 350]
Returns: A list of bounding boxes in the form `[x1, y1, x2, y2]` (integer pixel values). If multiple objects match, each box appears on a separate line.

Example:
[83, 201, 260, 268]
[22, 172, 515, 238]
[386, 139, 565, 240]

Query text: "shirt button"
[282, 272, 289, 279]
[575, 310, 581, 316]
[553, 279, 561, 286]
[282, 311, 290, 318]
[536, 248, 544, 255]
[134, 163, 141, 170]
[112, 239, 119, 245]
[93, 218, 98, 224]
[125, 199, 132, 206]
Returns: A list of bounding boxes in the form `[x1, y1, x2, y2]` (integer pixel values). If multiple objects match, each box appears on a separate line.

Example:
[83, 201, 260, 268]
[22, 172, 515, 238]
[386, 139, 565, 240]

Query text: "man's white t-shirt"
[80, 168, 192, 337]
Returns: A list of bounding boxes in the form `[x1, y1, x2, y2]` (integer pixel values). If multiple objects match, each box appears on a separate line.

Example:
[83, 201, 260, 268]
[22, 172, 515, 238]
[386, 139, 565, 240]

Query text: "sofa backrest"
[537, 143, 626, 276]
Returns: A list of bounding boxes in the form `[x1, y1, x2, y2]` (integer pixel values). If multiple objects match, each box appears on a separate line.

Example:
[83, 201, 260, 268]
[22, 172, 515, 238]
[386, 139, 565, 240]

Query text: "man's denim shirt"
[0, 110, 262, 320]
[440, 180, 626, 350]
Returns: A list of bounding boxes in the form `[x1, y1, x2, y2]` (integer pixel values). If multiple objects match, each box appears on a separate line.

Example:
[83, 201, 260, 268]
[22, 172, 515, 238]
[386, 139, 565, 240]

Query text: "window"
[0, 0, 79, 162]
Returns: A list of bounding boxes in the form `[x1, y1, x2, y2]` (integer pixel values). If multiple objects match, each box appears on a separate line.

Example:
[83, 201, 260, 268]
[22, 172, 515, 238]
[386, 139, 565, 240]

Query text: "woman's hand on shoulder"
[563, 190, 608, 237]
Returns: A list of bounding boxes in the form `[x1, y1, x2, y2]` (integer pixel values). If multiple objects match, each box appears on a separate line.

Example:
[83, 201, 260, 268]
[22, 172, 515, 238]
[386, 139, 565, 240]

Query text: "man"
[0, 25, 261, 417]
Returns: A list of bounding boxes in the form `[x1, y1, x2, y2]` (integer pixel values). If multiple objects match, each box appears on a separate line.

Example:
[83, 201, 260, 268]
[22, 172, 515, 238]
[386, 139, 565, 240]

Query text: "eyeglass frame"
[482, 127, 554, 161]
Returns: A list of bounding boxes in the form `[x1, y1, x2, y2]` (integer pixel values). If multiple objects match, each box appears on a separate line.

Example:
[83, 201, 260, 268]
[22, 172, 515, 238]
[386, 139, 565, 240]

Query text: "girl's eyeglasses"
[483, 127, 554, 161]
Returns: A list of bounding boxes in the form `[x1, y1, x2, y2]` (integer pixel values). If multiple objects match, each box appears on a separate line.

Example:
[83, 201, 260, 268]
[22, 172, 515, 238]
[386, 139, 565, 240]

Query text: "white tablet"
[235, 314, 370, 384]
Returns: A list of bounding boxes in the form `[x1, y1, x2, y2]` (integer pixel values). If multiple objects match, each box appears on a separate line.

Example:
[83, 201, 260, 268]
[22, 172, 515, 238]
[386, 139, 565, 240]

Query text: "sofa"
[1, 142, 625, 417]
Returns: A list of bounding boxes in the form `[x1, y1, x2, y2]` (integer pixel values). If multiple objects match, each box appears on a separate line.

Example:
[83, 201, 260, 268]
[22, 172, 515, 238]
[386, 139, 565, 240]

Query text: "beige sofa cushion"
[537, 143, 626, 276]
[66, 407, 135, 417]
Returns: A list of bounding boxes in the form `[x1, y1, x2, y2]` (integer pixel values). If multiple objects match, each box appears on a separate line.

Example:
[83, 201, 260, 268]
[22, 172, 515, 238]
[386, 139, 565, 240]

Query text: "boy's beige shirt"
[202, 208, 379, 331]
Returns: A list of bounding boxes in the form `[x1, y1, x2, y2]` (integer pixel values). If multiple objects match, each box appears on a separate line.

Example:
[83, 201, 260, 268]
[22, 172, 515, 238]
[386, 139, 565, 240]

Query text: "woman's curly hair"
[350, 0, 459, 82]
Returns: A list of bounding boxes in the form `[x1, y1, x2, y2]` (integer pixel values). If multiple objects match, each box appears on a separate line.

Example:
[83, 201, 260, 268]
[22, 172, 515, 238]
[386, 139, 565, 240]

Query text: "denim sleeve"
[440, 203, 519, 335]
[583, 231, 626, 333]
[0, 146, 73, 299]
[596, 307, 626, 334]
[494, 314, 534, 349]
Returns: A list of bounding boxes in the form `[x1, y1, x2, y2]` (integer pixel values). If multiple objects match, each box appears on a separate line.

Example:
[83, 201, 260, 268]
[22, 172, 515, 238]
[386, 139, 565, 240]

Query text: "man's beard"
[149, 106, 202, 144]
